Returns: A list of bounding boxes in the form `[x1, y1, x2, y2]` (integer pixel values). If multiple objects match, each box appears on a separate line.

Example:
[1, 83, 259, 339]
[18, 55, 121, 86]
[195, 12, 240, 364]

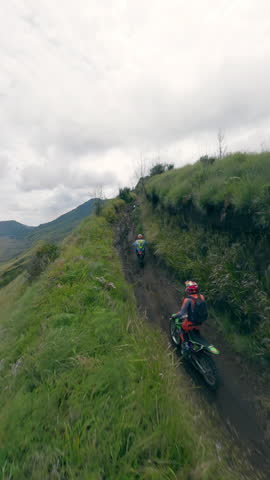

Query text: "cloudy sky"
[1, 0, 270, 225]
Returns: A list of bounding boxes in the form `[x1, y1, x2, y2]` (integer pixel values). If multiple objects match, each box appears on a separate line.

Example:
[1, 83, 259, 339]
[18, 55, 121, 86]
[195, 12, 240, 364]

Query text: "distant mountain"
[0, 221, 34, 238]
[28, 198, 97, 244]
[0, 199, 97, 263]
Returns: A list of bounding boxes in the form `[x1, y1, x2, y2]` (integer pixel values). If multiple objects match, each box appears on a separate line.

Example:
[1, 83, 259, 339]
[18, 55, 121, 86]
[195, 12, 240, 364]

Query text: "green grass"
[145, 152, 270, 231]
[0, 248, 34, 288]
[0, 210, 248, 479]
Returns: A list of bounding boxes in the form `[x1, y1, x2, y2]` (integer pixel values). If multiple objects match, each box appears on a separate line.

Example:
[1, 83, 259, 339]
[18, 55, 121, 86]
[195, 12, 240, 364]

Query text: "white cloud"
[1, 0, 270, 223]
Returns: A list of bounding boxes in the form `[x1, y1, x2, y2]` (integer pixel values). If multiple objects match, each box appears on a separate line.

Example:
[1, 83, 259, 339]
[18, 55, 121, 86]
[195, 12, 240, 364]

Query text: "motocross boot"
[181, 341, 190, 357]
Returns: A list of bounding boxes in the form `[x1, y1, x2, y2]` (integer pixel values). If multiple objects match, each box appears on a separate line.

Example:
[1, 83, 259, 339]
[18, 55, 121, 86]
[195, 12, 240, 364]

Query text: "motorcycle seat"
[188, 330, 210, 347]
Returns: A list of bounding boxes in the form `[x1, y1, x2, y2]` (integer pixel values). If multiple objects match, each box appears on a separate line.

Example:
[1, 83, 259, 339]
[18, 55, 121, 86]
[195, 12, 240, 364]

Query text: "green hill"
[0, 199, 96, 263]
[0, 201, 247, 479]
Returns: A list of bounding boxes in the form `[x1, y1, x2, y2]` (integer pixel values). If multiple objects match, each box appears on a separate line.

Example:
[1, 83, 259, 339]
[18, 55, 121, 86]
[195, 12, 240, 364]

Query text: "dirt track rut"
[116, 208, 270, 479]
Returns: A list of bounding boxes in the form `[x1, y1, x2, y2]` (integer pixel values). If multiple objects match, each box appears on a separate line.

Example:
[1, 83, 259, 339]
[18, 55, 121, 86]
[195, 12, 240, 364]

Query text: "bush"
[27, 243, 60, 281]
[119, 187, 134, 203]
[199, 155, 216, 166]
[150, 163, 174, 176]
[102, 198, 126, 223]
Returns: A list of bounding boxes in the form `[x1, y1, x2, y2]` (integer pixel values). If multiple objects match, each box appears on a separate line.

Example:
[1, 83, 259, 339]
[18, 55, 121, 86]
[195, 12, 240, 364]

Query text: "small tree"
[217, 129, 227, 159]
[90, 185, 105, 216]
[150, 163, 166, 176]
[149, 162, 175, 176]
[133, 153, 149, 195]
[199, 155, 216, 166]
[119, 187, 133, 203]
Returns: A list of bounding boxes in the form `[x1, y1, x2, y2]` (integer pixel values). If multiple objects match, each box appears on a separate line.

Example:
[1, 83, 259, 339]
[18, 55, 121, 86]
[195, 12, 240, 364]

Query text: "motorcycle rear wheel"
[137, 254, 144, 267]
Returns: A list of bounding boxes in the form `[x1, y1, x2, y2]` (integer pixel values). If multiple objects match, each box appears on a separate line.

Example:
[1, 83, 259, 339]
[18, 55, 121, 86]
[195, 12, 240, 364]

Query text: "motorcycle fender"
[207, 345, 220, 355]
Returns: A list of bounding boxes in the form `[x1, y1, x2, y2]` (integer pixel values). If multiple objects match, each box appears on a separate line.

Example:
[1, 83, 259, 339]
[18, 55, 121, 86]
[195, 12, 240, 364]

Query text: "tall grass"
[145, 152, 270, 231]
[0, 213, 245, 479]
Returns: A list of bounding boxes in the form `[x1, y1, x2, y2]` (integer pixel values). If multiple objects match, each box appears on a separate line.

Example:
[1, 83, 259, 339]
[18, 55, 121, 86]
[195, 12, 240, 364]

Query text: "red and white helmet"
[185, 280, 199, 294]
[137, 234, 143, 239]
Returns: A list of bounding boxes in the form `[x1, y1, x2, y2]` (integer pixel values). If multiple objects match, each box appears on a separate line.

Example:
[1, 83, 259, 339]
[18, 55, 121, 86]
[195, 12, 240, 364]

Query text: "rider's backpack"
[188, 295, 208, 324]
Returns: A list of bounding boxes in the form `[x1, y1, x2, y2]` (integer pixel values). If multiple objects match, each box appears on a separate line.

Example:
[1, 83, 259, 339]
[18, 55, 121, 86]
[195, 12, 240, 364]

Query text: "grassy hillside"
[145, 152, 270, 232]
[138, 153, 270, 367]
[0, 249, 32, 288]
[0, 204, 247, 479]
[0, 199, 96, 263]
[0, 236, 32, 266]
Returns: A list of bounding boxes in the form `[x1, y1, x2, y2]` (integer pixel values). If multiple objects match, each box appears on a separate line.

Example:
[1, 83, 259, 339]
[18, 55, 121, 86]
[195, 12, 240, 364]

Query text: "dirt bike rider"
[132, 234, 147, 256]
[171, 281, 208, 355]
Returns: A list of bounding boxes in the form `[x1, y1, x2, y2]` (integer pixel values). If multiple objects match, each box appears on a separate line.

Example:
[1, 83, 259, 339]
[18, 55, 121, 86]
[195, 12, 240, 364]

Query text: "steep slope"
[0, 198, 96, 263]
[0, 202, 249, 480]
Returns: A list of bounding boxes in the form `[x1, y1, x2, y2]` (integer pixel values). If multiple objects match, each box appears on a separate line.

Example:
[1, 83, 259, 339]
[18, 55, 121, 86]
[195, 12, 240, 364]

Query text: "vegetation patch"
[145, 152, 270, 232]
[26, 242, 60, 282]
[0, 212, 247, 479]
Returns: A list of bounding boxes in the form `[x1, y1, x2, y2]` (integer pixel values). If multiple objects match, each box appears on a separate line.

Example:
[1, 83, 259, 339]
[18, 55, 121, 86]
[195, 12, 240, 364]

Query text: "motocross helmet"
[185, 280, 199, 294]
[137, 234, 143, 239]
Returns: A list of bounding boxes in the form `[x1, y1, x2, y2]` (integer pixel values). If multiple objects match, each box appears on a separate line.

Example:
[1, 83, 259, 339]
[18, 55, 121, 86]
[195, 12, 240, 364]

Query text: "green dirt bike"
[170, 317, 220, 391]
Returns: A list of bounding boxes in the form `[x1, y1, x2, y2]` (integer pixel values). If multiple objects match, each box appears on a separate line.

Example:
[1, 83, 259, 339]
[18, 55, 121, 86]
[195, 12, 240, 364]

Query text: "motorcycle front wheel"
[193, 352, 219, 391]
[170, 318, 181, 347]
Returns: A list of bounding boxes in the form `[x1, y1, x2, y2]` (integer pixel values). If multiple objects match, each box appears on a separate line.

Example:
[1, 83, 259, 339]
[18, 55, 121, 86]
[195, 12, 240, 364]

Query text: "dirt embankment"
[115, 207, 270, 480]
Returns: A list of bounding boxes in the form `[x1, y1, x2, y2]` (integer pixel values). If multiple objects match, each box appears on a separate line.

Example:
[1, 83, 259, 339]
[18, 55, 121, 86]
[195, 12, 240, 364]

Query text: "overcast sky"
[1, 0, 270, 225]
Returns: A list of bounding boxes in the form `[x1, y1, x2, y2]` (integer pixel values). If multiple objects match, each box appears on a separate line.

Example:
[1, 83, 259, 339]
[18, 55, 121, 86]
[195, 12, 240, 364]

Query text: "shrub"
[119, 187, 134, 203]
[27, 243, 60, 281]
[199, 155, 216, 166]
[150, 163, 175, 176]
[102, 199, 126, 223]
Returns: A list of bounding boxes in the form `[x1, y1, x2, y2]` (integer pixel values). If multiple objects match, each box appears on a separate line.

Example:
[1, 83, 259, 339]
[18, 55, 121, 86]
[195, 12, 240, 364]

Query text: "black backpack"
[188, 295, 208, 324]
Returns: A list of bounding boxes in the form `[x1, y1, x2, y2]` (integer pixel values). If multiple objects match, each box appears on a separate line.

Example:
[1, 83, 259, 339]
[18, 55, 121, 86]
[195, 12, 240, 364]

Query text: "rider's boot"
[181, 341, 190, 357]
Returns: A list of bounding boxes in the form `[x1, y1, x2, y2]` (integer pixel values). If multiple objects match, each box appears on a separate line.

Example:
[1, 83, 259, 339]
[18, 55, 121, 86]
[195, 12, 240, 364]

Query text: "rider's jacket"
[174, 294, 205, 323]
[132, 239, 146, 251]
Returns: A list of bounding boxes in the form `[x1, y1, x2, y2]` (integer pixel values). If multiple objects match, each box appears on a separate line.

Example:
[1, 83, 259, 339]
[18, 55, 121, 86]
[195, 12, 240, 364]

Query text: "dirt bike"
[170, 317, 220, 390]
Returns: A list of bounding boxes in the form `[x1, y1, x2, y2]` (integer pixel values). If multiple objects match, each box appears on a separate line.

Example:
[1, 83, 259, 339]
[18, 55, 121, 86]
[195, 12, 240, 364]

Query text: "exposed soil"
[115, 207, 270, 480]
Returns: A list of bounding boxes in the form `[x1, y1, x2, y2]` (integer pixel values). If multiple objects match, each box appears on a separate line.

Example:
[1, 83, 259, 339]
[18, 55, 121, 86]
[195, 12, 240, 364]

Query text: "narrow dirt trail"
[116, 208, 270, 480]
